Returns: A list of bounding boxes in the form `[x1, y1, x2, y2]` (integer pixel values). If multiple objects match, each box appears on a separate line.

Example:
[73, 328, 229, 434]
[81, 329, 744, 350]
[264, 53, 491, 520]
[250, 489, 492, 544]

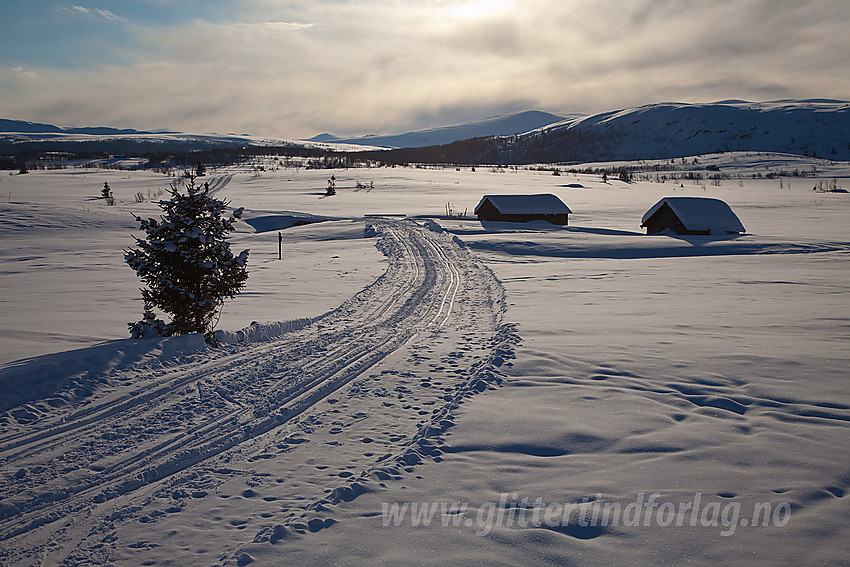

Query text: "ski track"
[203, 174, 233, 198]
[0, 219, 518, 565]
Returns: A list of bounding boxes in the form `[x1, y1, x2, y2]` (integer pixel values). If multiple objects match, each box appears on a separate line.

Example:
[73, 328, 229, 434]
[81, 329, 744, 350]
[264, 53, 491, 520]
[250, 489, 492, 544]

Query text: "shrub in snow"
[127, 308, 172, 338]
[125, 173, 249, 344]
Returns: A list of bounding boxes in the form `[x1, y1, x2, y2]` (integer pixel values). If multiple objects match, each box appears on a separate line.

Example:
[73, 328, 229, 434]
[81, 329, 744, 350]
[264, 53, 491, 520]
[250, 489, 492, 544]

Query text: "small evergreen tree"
[125, 173, 249, 343]
[102, 181, 115, 205]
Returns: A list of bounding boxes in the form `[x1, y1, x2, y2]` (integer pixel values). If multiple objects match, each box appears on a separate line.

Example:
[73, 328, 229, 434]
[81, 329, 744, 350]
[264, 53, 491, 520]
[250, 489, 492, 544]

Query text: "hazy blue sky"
[1, 0, 848, 138]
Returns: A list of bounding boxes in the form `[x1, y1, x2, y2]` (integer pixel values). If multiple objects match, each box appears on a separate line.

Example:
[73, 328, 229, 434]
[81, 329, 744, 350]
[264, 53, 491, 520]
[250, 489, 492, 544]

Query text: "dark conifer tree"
[125, 173, 249, 343]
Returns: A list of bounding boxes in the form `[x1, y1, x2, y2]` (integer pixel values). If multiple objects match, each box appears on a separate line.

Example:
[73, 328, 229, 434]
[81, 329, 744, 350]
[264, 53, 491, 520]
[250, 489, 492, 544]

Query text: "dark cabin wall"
[500, 213, 568, 225]
[475, 200, 502, 221]
[475, 199, 568, 225]
[642, 202, 708, 235]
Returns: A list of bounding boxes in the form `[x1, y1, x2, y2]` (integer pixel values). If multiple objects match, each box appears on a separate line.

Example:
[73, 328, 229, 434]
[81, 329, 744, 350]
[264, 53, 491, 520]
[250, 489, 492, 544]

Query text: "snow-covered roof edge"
[641, 197, 745, 233]
[474, 194, 572, 215]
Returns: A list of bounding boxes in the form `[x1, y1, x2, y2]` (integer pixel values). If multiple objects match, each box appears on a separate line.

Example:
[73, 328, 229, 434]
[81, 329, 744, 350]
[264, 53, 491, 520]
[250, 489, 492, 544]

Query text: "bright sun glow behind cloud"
[0, 0, 848, 138]
[448, 0, 514, 19]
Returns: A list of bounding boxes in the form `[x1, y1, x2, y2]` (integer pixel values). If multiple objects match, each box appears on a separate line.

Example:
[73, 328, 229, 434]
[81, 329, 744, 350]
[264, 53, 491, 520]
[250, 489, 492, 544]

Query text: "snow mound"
[0, 317, 320, 418]
[424, 219, 445, 233]
[243, 213, 333, 233]
[214, 317, 316, 345]
[0, 334, 206, 415]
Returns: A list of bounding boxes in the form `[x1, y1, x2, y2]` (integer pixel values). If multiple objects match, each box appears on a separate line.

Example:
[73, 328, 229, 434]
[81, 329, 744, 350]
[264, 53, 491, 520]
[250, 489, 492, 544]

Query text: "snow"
[1, 154, 849, 566]
[641, 196, 746, 234]
[310, 110, 572, 148]
[474, 193, 572, 215]
[522, 99, 850, 161]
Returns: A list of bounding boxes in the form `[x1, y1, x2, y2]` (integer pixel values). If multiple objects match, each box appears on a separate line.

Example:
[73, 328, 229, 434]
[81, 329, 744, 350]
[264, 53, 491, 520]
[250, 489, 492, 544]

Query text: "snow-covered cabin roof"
[641, 197, 745, 233]
[474, 194, 572, 215]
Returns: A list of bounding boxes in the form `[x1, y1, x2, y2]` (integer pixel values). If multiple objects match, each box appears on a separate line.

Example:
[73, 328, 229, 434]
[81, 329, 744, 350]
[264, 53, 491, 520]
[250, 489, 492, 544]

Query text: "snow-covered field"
[1, 154, 849, 565]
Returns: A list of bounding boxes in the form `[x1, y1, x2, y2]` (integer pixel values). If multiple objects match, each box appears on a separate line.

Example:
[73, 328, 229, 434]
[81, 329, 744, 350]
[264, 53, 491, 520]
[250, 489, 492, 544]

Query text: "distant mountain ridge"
[0, 111, 572, 149]
[307, 110, 574, 148]
[3, 99, 848, 163]
[0, 118, 155, 136]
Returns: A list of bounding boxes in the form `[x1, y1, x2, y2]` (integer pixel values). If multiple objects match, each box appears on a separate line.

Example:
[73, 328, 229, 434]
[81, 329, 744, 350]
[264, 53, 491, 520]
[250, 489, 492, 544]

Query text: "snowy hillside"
[503, 99, 850, 163]
[306, 110, 572, 148]
[1, 154, 849, 566]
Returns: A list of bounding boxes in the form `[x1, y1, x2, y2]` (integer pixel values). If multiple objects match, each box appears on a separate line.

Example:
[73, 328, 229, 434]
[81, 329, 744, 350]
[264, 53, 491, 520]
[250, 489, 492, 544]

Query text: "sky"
[1, 0, 848, 139]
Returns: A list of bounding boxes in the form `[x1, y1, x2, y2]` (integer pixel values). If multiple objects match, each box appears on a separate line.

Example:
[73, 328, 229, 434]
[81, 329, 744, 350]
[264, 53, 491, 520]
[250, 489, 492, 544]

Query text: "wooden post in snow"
[278, 232, 282, 260]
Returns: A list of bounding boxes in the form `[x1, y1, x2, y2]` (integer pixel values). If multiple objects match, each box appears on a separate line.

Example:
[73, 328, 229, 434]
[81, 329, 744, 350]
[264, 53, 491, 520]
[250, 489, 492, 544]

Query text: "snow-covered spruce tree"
[125, 173, 249, 343]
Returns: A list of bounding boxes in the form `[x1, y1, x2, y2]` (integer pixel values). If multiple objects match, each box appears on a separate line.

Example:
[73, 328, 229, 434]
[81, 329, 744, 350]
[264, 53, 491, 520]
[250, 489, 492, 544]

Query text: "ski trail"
[203, 174, 233, 197]
[0, 219, 518, 565]
[428, 237, 462, 327]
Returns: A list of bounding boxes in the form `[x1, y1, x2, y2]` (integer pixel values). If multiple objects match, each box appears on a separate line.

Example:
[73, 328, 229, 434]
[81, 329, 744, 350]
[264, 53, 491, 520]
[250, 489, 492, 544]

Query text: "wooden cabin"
[474, 194, 572, 225]
[641, 197, 745, 235]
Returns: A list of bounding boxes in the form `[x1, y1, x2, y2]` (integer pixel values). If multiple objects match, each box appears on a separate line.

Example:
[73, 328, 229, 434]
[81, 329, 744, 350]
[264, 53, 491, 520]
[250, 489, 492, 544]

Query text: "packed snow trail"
[0, 219, 518, 566]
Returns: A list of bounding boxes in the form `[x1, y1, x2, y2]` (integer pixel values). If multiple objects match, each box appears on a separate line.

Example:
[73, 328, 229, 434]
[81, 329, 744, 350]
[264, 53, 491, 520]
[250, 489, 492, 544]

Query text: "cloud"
[4, 0, 849, 137]
[4, 66, 44, 84]
[246, 21, 316, 32]
[68, 5, 127, 22]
